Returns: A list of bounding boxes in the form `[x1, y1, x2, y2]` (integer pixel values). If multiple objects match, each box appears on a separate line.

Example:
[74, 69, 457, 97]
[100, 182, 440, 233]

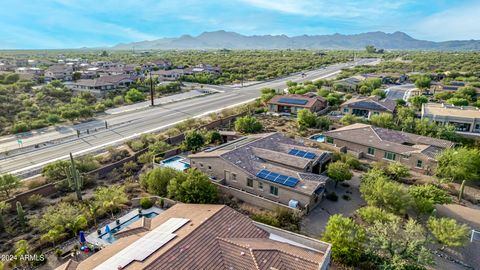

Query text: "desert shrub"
[27, 194, 46, 209]
[139, 197, 154, 209]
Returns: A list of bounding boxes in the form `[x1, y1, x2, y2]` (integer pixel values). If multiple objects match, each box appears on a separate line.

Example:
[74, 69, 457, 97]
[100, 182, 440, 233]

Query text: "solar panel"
[288, 149, 316, 159]
[278, 98, 308, 105]
[256, 169, 299, 188]
[94, 218, 189, 270]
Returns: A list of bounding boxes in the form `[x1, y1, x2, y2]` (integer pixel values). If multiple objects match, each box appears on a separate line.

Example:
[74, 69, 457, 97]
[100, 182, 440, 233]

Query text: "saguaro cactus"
[16, 201, 25, 228]
[66, 152, 83, 201]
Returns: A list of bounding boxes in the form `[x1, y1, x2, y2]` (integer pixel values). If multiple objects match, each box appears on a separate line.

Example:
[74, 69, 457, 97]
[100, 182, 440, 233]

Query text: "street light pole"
[149, 71, 154, 107]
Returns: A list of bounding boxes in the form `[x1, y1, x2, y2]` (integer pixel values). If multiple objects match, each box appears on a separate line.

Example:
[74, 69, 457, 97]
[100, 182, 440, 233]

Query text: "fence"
[3, 111, 250, 206]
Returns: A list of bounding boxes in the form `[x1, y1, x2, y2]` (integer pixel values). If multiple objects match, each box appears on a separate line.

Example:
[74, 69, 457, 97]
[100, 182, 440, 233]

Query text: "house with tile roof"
[267, 94, 327, 115]
[189, 133, 331, 212]
[45, 64, 73, 81]
[67, 74, 134, 95]
[422, 103, 480, 134]
[56, 204, 332, 270]
[323, 123, 455, 173]
[340, 96, 396, 119]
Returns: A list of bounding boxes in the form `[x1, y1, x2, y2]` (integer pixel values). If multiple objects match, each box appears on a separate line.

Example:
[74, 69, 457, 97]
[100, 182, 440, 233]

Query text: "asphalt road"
[384, 84, 416, 101]
[0, 59, 376, 175]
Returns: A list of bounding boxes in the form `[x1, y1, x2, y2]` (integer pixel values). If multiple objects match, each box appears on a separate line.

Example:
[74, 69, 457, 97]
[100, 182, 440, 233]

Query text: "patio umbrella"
[105, 224, 111, 234]
[79, 231, 86, 244]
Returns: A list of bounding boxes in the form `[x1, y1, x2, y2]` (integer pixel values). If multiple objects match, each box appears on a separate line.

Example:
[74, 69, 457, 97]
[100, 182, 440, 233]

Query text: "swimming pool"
[160, 156, 190, 171]
[100, 212, 158, 243]
[310, 134, 325, 143]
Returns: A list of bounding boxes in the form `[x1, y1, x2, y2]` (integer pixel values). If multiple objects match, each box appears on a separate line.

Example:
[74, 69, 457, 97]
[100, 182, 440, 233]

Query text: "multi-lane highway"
[0, 59, 376, 176]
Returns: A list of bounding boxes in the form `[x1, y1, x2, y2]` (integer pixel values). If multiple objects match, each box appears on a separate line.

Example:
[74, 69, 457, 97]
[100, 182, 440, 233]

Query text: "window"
[326, 137, 334, 144]
[232, 173, 237, 181]
[383, 152, 396, 161]
[367, 147, 375, 156]
[416, 160, 423, 168]
[343, 108, 349, 113]
[270, 185, 279, 196]
[258, 182, 263, 190]
[247, 178, 253, 188]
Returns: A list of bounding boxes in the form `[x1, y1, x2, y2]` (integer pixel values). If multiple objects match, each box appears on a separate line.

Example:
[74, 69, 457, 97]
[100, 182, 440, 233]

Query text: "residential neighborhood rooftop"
[422, 103, 480, 119]
[57, 204, 330, 270]
[190, 133, 330, 195]
[324, 123, 454, 160]
[268, 94, 326, 109]
[341, 96, 397, 113]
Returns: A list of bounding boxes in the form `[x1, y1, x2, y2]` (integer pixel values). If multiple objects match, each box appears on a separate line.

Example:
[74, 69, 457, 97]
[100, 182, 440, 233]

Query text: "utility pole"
[241, 64, 245, 88]
[149, 71, 154, 106]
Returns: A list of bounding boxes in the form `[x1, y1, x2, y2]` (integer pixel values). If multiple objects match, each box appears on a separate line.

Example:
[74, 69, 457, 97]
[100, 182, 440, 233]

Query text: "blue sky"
[1, 0, 479, 49]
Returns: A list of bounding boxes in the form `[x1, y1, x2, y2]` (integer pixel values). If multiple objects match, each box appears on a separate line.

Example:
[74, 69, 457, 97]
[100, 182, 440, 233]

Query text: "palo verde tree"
[327, 161, 353, 188]
[427, 217, 470, 248]
[65, 152, 83, 201]
[0, 174, 21, 199]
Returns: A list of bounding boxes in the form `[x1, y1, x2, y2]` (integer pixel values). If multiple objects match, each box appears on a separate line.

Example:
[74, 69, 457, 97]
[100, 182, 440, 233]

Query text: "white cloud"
[239, 0, 412, 18]
[415, 2, 480, 41]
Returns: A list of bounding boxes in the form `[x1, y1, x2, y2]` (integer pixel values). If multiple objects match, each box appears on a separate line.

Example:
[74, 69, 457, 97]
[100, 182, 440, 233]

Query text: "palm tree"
[41, 225, 67, 247]
[0, 201, 11, 232]
[66, 215, 87, 236]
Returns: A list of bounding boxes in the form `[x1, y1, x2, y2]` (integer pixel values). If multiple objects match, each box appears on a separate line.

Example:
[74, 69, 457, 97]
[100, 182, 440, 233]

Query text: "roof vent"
[240, 252, 245, 256]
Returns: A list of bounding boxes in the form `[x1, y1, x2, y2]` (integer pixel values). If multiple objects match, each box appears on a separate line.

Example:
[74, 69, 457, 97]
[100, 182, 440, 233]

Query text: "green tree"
[365, 218, 433, 269]
[125, 88, 145, 103]
[297, 109, 318, 129]
[340, 113, 364, 125]
[357, 206, 398, 225]
[140, 167, 185, 197]
[148, 140, 171, 156]
[322, 214, 365, 266]
[205, 130, 222, 145]
[66, 214, 88, 236]
[94, 186, 128, 218]
[14, 240, 30, 267]
[427, 217, 470, 248]
[41, 225, 67, 247]
[260, 88, 276, 103]
[371, 88, 386, 98]
[370, 113, 394, 129]
[436, 147, 480, 198]
[365, 45, 377, 53]
[385, 161, 410, 180]
[72, 72, 82, 81]
[234, 115, 263, 133]
[327, 161, 353, 187]
[360, 169, 411, 214]
[0, 174, 21, 198]
[181, 130, 205, 151]
[446, 97, 469, 106]
[408, 95, 428, 109]
[410, 184, 452, 214]
[167, 169, 217, 203]
[415, 76, 432, 91]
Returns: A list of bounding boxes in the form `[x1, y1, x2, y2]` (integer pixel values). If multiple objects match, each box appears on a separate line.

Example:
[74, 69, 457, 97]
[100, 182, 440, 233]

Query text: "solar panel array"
[278, 98, 308, 105]
[256, 169, 299, 188]
[94, 218, 190, 270]
[288, 149, 316, 159]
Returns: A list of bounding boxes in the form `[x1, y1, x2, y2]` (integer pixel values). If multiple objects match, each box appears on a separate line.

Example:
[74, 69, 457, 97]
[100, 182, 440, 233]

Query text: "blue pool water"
[310, 134, 325, 143]
[100, 212, 158, 243]
[161, 156, 190, 171]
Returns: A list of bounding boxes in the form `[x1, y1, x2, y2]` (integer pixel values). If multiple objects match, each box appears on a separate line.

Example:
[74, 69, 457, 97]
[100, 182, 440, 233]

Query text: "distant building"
[68, 74, 134, 95]
[14, 67, 44, 81]
[56, 204, 332, 270]
[323, 123, 454, 173]
[334, 77, 363, 91]
[189, 133, 331, 212]
[422, 103, 480, 133]
[45, 64, 73, 81]
[340, 96, 396, 118]
[151, 69, 185, 81]
[267, 94, 327, 115]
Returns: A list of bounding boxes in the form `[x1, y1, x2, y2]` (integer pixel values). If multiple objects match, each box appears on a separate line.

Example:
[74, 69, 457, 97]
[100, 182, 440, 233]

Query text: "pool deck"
[86, 206, 163, 246]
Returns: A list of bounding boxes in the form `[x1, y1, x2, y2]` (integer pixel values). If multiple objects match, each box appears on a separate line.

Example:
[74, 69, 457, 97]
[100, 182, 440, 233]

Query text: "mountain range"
[112, 30, 480, 51]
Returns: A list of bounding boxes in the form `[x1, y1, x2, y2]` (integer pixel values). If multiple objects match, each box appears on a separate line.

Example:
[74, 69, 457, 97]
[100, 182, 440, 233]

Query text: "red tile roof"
[268, 94, 325, 109]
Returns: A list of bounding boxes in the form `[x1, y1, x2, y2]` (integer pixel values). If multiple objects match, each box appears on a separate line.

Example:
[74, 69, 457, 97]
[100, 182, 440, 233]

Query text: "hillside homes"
[323, 123, 454, 173]
[189, 133, 331, 212]
[422, 103, 480, 134]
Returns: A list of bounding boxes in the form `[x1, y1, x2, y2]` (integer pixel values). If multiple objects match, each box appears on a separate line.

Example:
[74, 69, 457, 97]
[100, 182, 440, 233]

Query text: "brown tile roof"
[73, 74, 133, 87]
[268, 94, 325, 109]
[324, 123, 454, 160]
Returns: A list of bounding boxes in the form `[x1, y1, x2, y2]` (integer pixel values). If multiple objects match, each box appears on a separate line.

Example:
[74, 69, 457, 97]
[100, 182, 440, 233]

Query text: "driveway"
[301, 172, 366, 237]
[384, 84, 416, 101]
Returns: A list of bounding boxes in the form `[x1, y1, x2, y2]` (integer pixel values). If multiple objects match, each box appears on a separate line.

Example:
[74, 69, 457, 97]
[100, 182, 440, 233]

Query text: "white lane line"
[10, 98, 257, 175]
